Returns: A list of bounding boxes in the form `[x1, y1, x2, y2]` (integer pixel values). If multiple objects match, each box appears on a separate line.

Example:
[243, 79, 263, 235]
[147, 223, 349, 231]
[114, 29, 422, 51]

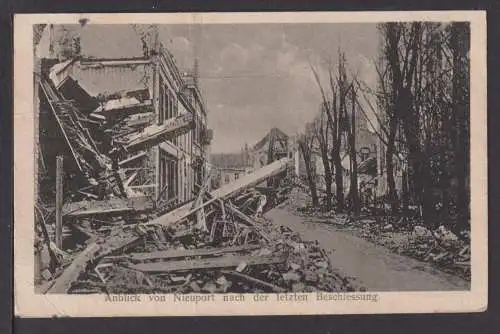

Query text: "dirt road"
[266, 207, 470, 291]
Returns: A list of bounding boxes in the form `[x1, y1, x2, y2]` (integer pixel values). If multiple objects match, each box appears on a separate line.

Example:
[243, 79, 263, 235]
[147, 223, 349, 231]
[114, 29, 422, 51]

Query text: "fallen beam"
[119, 113, 194, 153]
[63, 196, 154, 218]
[118, 152, 148, 166]
[115, 244, 262, 262]
[128, 253, 287, 273]
[47, 243, 101, 294]
[148, 157, 290, 227]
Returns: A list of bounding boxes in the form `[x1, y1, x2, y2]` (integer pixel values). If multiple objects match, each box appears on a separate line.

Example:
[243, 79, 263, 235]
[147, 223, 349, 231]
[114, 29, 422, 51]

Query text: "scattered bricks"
[58, 174, 360, 294]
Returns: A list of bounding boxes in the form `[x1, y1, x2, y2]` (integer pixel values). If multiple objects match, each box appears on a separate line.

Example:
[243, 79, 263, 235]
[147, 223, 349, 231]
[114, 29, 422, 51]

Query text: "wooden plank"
[39, 80, 83, 172]
[121, 113, 194, 152]
[148, 158, 290, 227]
[47, 243, 101, 294]
[125, 244, 262, 262]
[220, 270, 286, 292]
[118, 152, 148, 166]
[128, 253, 286, 273]
[63, 196, 153, 217]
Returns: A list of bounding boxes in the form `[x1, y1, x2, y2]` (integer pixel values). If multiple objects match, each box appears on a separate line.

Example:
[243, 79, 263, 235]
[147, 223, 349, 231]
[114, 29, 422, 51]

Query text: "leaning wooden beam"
[55, 156, 64, 249]
[107, 244, 262, 262]
[220, 270, 286, 292]
[118, 152, 148, 166]
[47, 243, 101, 294]
[40, 79, 83, 172]
[119, 113, 194, 153]
[128, 253, 287, 273]
[46, 230, 141, 294]
[148, 157, 290, 227]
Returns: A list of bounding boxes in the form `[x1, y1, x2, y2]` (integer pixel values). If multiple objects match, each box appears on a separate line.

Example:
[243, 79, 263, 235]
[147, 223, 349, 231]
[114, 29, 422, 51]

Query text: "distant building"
[210, 152, 253, 188]
[250, 127, 292, 170]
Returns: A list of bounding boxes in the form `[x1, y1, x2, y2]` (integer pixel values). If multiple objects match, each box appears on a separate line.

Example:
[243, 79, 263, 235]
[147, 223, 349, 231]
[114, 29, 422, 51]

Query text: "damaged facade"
[36, 34, 211, 214]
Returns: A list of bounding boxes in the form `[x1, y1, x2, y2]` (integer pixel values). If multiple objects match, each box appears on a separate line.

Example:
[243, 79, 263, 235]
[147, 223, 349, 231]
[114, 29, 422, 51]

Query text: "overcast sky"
[39, 24, 380, 153]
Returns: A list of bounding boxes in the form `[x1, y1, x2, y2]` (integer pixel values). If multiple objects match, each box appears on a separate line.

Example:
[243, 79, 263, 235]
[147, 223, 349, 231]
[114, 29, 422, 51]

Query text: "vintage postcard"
[14, 11, 487, 317]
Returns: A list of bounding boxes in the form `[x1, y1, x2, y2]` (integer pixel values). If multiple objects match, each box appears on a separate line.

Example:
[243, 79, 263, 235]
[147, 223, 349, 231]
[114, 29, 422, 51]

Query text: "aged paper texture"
[14, 11, 487, 317]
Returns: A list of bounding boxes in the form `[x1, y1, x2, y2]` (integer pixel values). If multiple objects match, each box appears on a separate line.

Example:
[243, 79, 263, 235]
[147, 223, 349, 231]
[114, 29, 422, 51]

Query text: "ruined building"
[34, 26, 212, 214]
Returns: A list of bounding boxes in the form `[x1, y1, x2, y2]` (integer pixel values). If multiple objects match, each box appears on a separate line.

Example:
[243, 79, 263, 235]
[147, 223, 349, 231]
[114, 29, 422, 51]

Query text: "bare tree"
[449, 22, 470, 232]
[347, 88, 360, 216]
[375, 22, 470, 230]
[298, 123, 320, 207]
[314, 106, 334, 210]
[310, 52, 353, 212]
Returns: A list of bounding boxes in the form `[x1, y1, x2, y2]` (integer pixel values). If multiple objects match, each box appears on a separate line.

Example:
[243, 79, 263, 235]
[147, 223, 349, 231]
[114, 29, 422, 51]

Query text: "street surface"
[266, 207, 470, 291]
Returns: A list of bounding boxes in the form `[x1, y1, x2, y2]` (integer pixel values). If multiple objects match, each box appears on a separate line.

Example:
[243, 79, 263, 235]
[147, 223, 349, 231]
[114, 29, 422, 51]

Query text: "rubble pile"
[287, 186, 470, 280]
[37, 161, 359, 295]
[294, 209, 470, 279]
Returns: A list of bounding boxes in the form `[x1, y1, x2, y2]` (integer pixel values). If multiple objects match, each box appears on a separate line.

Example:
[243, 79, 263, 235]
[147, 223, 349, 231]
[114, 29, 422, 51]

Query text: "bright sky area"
[38, 24, 380, 153]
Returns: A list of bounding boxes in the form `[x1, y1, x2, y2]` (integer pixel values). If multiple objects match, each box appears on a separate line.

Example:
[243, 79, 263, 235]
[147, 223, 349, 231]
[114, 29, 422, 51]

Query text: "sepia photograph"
[14, 12, 487, 317]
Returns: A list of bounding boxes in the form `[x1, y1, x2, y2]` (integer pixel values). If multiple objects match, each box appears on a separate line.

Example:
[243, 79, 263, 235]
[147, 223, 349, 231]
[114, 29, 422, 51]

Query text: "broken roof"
[253, 127, 289, 152]
[49, 58, 152, 97]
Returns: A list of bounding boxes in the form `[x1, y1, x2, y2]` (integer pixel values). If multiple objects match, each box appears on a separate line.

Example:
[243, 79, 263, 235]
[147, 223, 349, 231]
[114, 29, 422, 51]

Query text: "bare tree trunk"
[333, 147, 344, 211]
[386, 116, 398, 211]
[316, 111, 333, 210]
[401, 168, 409, 213]
[384, 23, 403, 212]
[299, 137, 320, 207]
[320, 144, 333, 210]
[451, 22, 470, 232]
[350, 91, 360, 216]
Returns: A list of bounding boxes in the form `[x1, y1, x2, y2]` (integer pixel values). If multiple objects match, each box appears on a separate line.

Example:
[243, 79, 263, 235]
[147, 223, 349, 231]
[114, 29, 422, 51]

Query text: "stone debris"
[290, 188, 471, 280]
[38, 166, 359, 294]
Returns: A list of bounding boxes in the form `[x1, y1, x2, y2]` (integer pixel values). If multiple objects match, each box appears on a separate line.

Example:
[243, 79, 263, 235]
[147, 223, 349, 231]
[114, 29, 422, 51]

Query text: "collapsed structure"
[33, 27, 359, 294]
[37, 157, 359, 294]
[36, 40, 211, 216]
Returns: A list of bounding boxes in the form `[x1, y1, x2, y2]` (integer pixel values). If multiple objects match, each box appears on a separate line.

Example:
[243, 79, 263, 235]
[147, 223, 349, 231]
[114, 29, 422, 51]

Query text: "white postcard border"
[14, 11, 487, 317]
